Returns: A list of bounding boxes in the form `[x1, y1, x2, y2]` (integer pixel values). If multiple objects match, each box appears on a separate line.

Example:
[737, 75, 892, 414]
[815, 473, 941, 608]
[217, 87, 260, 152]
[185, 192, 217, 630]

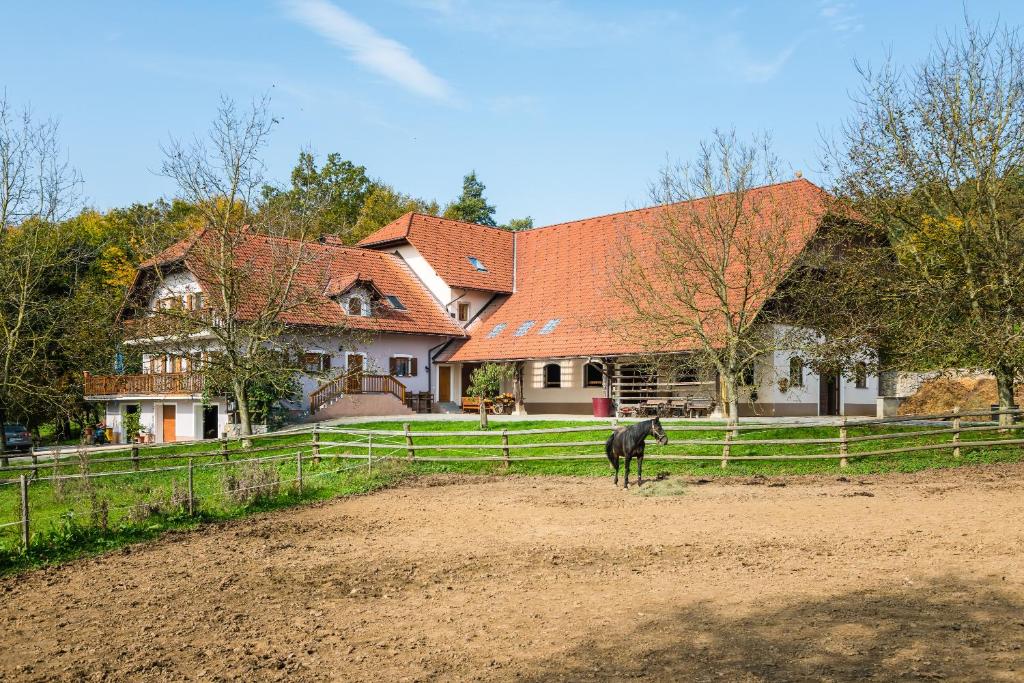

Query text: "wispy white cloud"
[716, 32, 800, 83]
[819, 1, 863, 34]
[280, 0, 454, 102]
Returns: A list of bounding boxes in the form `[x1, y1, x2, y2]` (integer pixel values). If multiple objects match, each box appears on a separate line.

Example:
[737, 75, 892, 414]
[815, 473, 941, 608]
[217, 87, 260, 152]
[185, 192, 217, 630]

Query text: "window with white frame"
[544, 363, 562, 388]
[390, 355, 417, 377]
[854, 362, 868, 389]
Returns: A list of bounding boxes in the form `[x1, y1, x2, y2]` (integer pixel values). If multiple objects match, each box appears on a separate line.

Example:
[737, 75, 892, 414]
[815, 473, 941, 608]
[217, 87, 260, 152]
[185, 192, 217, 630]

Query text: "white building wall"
[102, 398, 229, 444]
[148, 270, 202, 308]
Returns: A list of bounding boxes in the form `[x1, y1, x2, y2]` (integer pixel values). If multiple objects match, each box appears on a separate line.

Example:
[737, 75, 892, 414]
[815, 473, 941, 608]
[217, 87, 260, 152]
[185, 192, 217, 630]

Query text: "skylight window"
[386, 295, 406, 311]
[487, 322, 507, 338]
[514, 320, 536, 336]
[468, 256, 488, 272]
[538, 319, 561, 335]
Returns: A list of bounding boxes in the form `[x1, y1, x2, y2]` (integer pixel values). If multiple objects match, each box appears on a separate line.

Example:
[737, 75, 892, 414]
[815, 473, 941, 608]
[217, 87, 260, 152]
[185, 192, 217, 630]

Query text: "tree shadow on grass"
[517, 577, 1024, 682]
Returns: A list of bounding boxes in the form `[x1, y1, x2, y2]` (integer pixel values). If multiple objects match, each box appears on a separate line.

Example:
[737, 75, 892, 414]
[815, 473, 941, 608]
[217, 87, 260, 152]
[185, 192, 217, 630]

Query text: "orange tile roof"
[447, 179, 831, 362]
[138, 231, 465, 338]
[359, 213, 514, 292]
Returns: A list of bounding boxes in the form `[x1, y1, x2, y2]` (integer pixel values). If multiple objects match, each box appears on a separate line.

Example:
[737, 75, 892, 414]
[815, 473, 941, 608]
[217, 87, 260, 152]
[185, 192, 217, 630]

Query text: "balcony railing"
[83, 372, 205, 397]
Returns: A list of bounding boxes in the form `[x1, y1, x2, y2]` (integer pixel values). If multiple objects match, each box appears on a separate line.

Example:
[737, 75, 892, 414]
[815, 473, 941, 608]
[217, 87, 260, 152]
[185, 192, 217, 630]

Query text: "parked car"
[3, 423, 33, 452]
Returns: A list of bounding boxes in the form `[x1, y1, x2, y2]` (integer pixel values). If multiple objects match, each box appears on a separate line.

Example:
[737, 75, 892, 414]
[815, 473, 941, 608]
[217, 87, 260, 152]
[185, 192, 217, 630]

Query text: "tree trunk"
[0, 405, 8, 467]
[512, 362, 526, 416]
[994, 363, 1016, 428]
[722, 372, 740, 437]
[479, 400, 489, 429]
[232, 378, 254, 447]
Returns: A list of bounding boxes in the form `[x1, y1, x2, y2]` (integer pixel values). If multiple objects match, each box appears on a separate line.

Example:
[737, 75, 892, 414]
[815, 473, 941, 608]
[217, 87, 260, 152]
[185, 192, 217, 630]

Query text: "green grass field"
[1, 416, 1022, 575]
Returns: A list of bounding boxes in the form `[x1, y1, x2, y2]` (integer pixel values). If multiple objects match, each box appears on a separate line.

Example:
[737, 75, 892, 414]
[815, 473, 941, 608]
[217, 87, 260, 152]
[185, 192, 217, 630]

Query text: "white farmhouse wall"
[522, 359, 605, 413]
[393, 244, 451, 305]
[148, 270, 202, 308]
[103, 398, 229, 444]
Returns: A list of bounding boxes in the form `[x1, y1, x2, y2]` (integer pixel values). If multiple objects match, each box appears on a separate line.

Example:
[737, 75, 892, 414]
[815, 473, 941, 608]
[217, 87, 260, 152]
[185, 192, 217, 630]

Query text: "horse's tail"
[605, 431, 616, 465]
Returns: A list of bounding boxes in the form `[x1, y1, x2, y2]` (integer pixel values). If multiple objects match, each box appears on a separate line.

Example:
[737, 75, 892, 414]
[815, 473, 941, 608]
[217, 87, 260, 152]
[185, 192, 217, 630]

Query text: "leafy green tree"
[443, 171, 496, 226]
[503, 216, 533, 231]
[466, 362, 515, 428]
[263, 152, 373, 241]
[353, 183, 439, 241]
[804, 18, 1024, 426]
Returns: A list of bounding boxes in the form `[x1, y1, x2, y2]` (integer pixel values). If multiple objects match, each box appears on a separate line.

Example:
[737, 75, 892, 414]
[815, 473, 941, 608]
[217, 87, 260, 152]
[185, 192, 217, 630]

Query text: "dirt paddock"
[3, 465, 1024, 682]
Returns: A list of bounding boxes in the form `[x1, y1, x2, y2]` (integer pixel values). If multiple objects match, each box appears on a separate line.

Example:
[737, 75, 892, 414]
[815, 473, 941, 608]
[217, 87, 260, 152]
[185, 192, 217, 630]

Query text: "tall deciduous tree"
[815, 18, 1024, 426]
[443, 171, 496, 226]
[353, 183, 439, 240]
[0, 95, 81, 460]
[154, 96, 352, 438]
[262, 151, 373, 241]
[612, 131, 810, 423]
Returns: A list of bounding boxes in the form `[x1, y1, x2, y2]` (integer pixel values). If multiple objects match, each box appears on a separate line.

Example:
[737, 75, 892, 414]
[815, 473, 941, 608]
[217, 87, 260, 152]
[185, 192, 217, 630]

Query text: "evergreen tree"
[443, 171, 497, 226]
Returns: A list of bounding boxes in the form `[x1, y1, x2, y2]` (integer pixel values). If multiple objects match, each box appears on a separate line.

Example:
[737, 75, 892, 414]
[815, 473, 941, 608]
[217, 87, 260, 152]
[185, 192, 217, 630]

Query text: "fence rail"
[2, 407, 1022, 555]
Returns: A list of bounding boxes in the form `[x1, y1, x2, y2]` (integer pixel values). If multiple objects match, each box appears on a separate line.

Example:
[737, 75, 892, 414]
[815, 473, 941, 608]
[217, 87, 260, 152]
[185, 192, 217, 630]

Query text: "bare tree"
[0, 94, 81, 462]
[612, 131, 814, 423]
[820, 17, 1024, 426]
[141, 96, 355, 438]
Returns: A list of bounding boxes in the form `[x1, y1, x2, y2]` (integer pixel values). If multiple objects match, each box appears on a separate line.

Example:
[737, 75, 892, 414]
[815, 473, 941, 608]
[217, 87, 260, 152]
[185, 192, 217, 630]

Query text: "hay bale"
[898, 376, 1024, 419]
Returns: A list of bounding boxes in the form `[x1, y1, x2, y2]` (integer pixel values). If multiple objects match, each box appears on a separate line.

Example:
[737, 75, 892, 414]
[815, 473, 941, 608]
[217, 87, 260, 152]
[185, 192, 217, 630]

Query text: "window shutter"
[389, 357, 397, 375]
[322, 355, 331, 371]
[411, 357, 418, 376]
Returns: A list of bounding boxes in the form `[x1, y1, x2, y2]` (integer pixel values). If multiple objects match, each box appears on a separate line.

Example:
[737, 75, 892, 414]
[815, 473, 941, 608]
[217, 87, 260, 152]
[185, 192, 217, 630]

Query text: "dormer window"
[348, 296, 365, 316]
[467, 256, 488, 272]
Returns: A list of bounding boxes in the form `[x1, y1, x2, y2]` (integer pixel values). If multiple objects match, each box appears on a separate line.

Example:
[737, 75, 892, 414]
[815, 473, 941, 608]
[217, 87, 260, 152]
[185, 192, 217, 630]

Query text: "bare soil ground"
[2, 466, 1024, 682]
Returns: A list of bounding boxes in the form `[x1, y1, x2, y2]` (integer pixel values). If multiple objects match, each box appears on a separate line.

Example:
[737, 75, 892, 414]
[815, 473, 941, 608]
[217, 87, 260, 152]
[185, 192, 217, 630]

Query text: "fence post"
[312, 425, 321, 464]
[30, 447, 38, 479]
[952, 406, 961, 459]
[131, 443, 140, 472]
[721, 429, 731, 469]
[501, 429, 510, 469]
[296, 450, 303, 494]
[19, 474, 30, 551]
[220, 435, 229, 462]
[404, 423, 415, 461]
[839, 417, 849, 469]
[187, 458, 195, 516]
[367, 433, 373, 474]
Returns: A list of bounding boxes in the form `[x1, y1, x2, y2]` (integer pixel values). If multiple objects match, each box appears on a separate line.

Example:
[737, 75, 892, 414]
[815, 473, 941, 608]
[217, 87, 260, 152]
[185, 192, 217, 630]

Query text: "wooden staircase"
[310, 373, 409, 416]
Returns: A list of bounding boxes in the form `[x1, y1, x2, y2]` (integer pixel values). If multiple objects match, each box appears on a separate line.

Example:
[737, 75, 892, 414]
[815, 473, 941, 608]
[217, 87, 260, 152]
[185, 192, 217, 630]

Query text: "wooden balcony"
[84, 372, 205, 398]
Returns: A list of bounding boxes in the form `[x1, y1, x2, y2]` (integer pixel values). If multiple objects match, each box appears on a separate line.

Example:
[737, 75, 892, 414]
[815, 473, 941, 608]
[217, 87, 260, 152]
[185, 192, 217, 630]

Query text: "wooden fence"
[2, 408, 1022, 552]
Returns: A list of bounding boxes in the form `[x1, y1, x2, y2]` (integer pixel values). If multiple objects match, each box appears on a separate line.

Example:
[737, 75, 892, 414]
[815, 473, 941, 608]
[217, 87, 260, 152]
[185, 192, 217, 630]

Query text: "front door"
[819, 372, 841, 416]
[162, 404, 177, 442]
[202, 405, 219, 440]
[346, 354, 364, 392]
[438, 366, 452, 402]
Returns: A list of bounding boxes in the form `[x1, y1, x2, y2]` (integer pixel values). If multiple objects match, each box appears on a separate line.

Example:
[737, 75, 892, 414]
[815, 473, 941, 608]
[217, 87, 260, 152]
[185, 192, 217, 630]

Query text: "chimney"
[794, 170, 803, 179]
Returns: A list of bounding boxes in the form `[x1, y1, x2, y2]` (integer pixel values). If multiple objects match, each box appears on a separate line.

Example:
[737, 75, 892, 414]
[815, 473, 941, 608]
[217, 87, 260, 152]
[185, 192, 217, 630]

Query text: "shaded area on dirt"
[521, 577, 1024, 682]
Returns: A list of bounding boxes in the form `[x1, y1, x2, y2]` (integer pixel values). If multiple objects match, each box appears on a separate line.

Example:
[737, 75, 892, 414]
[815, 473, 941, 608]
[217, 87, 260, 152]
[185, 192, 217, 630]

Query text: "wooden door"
[819, 372, 841, 416]
[346, 354, 364, 393]
[162, 405, 177, 443]
[438, 366, 451, 402]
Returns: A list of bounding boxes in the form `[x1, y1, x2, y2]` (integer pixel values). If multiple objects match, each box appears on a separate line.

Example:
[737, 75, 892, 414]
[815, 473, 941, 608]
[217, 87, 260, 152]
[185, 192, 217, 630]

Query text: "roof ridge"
[525, 178, 822, 233]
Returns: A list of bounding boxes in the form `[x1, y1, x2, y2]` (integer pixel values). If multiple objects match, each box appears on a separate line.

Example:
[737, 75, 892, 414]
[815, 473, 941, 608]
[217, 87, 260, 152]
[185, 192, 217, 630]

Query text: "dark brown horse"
[605, 417, 668, 488]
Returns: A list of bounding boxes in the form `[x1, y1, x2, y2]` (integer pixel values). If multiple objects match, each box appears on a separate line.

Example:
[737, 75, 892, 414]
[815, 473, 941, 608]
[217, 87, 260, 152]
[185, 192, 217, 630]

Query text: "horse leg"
[623, 454, 631, 489]
[612, 452, 619, 486]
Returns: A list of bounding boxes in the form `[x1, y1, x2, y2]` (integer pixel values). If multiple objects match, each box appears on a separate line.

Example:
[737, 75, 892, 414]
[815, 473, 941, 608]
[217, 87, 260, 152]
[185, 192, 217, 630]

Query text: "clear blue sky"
[3, 1, 1023, 227]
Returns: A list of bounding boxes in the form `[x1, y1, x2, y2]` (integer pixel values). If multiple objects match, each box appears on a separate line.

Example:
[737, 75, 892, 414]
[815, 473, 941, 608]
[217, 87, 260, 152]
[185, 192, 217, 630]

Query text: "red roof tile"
[447, 179, 831, 361]
[359, 213, 514, 292]
[139, 231, 465, 338]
